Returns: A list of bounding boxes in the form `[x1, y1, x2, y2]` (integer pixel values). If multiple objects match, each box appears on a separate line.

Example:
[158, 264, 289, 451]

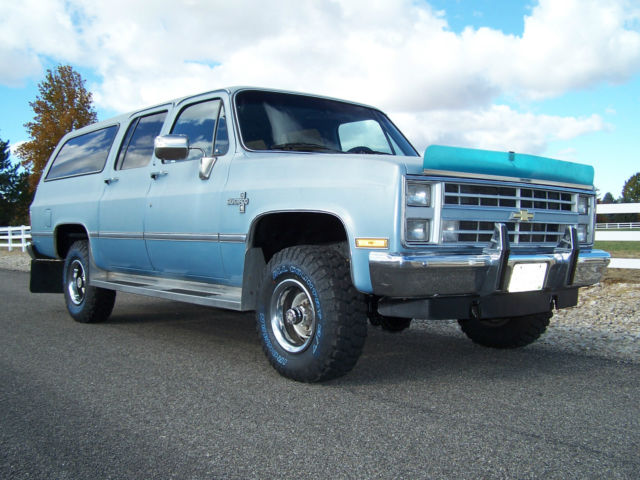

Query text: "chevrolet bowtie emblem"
[510, 209, 534, 222]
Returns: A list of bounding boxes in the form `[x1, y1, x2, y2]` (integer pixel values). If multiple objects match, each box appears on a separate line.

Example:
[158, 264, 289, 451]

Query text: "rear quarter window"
[46, 125, 119, 181]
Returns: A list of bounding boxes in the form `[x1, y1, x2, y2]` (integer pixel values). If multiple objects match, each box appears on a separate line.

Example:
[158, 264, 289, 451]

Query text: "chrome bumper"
[369, 224, 610, 298]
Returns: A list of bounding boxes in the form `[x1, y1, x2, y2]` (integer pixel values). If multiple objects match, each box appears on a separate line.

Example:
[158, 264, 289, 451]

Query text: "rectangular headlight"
[577, 196, 590, 215]
[577, 224, 588, 243]
[406, 219, 430, 242]
[441, 220, 459, 243]
[407, 182, 431, 207]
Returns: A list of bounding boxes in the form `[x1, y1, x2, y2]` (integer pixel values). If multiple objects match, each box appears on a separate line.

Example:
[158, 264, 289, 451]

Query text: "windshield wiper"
[271, 142, 340, 153]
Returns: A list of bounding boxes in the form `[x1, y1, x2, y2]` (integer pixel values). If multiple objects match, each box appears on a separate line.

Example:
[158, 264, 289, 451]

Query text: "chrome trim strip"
[423, 169, 594, 190]
[219, 233, 247, 243]
[94, 232, 245, 242]
[144, 232, 220, 242]
[29, 231, 54, 237]
[97, 232, 144, 240]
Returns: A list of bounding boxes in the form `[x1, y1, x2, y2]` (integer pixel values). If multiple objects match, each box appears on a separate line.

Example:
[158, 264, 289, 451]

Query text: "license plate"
[508, 263, 548, 293]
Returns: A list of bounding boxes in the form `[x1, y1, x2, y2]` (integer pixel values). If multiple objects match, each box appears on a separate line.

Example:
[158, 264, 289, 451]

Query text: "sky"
[1, 0, 639, 198]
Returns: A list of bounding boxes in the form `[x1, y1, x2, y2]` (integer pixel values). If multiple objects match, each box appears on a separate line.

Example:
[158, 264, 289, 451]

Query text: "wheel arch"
[241, 211, 353, 310]
[54, 223, 90, 259]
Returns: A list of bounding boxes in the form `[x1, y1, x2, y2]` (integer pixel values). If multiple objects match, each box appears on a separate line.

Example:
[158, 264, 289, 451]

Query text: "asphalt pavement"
[1, 269, 639, 479]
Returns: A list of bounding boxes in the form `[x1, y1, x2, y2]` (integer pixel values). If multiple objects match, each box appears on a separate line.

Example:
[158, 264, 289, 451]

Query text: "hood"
[422, 145, 594, 188]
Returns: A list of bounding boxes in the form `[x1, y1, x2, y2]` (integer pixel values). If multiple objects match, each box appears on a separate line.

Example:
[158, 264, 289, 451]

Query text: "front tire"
[63, 240, 116, 323]
[256, 246, 367, 382]
[458, 312, 551, 349]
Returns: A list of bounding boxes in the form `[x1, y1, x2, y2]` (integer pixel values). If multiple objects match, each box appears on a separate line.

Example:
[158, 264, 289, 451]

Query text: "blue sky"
[1, 0, 639, 198]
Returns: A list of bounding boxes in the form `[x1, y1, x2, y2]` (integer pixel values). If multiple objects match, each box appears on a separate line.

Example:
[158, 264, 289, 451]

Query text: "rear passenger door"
[144, 97, 230, 281]
[95, 108, 168, 272]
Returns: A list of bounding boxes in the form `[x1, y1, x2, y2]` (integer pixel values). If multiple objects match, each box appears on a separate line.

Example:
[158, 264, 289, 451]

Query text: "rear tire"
[63, 240, 116, 323]
[458, 312, 551, 349]
[256, 246, 367, 382]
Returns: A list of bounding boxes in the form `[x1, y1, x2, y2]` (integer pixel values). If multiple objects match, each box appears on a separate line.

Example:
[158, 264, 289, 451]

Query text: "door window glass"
[171, 99, 220, 161]
[213, 105, 229, 156]
[117, 111, 167, 170]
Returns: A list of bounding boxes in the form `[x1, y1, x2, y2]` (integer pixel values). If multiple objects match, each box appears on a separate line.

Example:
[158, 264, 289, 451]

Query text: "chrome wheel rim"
[68, 259, 86, 305]
[270, 278, 316, 353]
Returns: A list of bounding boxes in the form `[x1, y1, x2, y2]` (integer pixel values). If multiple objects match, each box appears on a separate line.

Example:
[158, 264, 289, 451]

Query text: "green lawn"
[594, 241, 640, 258]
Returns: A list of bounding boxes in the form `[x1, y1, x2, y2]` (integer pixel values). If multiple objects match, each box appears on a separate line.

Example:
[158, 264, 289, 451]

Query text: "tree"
[621, 173, 640, 203]
[0, 138, 31, 225]
[16, 65, 97, 190]
[601, 192, 615, 204]
[619, 172, 640, 222]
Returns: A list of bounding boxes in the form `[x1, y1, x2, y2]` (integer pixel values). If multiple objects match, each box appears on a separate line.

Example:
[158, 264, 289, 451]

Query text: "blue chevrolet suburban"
[28, 87, 610, 382]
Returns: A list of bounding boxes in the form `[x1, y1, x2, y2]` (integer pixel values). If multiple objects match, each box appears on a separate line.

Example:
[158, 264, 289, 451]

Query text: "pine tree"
[0, 138, 30, 225]
[16, 65, 97, 190]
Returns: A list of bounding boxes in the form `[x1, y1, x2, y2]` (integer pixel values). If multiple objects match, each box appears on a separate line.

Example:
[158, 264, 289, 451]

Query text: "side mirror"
[199, 156, 218, 180]
[154, 134, 189, 161]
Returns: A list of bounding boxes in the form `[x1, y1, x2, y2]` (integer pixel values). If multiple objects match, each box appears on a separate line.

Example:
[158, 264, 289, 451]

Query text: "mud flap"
[30, 259, 64, 293]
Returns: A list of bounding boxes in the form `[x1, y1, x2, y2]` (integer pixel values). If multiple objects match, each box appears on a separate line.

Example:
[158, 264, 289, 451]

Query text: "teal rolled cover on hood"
[423, 145, 594, 187]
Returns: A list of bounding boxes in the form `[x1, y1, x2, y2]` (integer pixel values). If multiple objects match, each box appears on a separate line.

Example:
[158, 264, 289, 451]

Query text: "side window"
[116, 111, 167, 170]
[46, 125, 118, 181]
[171, 99, 220, 161]
[338, 120, 393, 154]
[213, 105, 229, 156]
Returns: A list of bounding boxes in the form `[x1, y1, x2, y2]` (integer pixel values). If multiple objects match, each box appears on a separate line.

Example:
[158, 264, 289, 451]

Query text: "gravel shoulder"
[4, 250, 638, 363]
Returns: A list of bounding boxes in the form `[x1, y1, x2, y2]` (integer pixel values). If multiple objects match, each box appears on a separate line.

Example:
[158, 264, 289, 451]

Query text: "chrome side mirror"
[154, 134, 189, 161]
[199, 156, 218, 180]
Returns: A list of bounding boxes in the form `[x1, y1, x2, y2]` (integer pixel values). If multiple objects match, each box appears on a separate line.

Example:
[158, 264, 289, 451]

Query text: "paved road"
[1, 269, 639, 479]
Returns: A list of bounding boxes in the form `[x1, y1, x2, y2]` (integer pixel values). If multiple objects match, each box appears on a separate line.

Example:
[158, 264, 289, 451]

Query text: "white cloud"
[3, 0, 638, 108]
[392, 106, 608, 155]
[0, 0, 637, 152]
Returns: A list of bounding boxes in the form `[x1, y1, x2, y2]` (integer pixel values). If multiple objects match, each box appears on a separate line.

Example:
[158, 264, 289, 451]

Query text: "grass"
[594, 241, 640, 259]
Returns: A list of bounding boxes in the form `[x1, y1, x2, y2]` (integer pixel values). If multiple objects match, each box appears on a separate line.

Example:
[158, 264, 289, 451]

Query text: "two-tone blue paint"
[29, 86, 602, 300]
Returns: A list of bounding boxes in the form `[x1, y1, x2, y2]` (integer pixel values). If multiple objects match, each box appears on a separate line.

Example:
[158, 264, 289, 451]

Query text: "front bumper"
[369, 224, 610, 298]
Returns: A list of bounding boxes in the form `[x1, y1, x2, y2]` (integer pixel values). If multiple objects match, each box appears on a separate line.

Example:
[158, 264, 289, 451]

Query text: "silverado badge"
[510, 209, 534, 222]
[228, 192, 249, 213]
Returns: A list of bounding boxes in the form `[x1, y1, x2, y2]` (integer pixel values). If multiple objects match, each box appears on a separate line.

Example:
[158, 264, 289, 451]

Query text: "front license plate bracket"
[508, 262, 548, 293]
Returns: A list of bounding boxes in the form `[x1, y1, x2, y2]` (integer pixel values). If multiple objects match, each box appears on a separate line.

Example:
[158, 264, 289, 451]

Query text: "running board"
[90, 270, 243, 311]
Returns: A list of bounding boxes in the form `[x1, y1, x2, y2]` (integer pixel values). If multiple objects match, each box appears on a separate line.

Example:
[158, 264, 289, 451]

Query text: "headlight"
[406, 219, 430, 242]
[407, 182, 431, 207]
[577, 224, 588, 243]
[577, 196, 590, 215]
[441, 220, 459, 243]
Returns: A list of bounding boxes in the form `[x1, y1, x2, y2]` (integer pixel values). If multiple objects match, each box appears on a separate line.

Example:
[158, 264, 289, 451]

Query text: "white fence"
[595, 203, 640, 243]
[596, 222, 640, 230]
[0, 226, 31, 252]
[594, 203, 639, 269]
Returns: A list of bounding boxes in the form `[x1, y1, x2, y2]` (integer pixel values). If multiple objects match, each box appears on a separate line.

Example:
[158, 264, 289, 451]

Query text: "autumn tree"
[0, 137, 30, 225]
[16, 65, 97, 190]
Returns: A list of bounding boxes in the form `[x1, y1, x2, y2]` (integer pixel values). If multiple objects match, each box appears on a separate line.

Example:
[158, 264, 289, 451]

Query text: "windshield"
[235, 90, 418, 156]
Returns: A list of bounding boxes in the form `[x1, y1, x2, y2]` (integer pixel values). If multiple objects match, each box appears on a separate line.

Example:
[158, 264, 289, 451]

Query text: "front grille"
[444, 183, 574, 211]
[443, 221, 568, 244]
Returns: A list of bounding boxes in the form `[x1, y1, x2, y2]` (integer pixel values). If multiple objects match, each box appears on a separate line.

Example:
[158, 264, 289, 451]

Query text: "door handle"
[150, 171, 168, 180]
[104, 177, 119, 184]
